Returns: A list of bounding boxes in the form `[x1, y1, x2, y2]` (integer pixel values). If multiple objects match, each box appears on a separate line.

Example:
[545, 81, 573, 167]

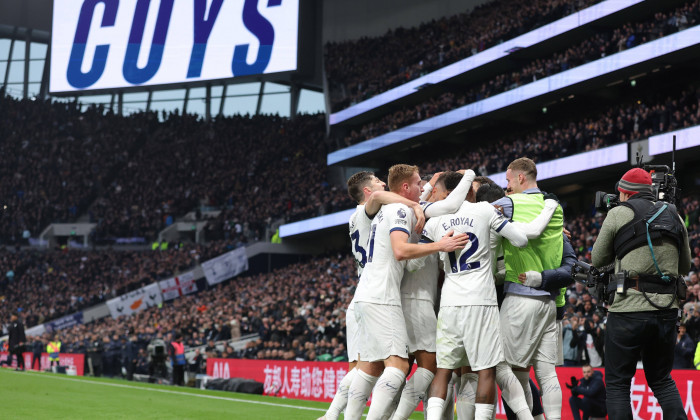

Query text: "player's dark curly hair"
[436, 171, 463, 192]
[347, 171, 375, 203]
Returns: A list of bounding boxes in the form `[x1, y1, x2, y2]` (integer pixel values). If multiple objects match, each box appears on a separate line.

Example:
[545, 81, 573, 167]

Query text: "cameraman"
[591, 168, 691, 418]
[567, 364, 606, 420]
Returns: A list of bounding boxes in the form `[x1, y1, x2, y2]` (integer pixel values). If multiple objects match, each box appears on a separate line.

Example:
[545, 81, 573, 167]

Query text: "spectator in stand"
[686, 303, 700, 343]
[674, 324, 696, 369]
[562, 315, 581, 366]
[570, 318, 604, 368]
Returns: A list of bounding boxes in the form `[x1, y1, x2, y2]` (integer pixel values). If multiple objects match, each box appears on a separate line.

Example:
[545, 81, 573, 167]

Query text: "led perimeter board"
[50, 0, 299, 94]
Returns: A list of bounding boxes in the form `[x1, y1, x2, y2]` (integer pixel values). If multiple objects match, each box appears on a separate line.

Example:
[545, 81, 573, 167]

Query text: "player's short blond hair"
[388, 164, 418, 192]
[508, 157, 537, 181]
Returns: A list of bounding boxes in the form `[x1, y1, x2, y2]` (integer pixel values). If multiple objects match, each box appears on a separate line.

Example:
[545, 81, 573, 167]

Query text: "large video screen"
[50, 0, 299, 93]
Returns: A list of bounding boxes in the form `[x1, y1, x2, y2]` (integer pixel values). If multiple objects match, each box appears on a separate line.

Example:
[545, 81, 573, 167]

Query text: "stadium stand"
[0, 98, 157, 244]
[337, 0, 700, 146]
[4, 77, 698, 244]
[87, 113, 350, 243]
[2, 0, 700, 391]
[325, 0, 602, 112]
[50, 254, 357, 372]
[0, 95, 354, 244]
[419, 84, 699, 176]
[15, 189, 700, 367]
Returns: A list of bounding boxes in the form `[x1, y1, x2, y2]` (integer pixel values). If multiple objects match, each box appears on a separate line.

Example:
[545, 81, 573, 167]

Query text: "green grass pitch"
[0, 369, 426, 419]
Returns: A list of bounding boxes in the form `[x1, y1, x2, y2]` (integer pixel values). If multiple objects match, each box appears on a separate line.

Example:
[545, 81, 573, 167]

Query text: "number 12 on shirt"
[447, 232, 481, 273]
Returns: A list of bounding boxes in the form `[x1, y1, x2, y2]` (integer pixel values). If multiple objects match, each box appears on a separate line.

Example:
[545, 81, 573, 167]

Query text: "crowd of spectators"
[0, 97, 158, 244]
[2, 65, 698, 247]
[18, 254, 357, 376]
[325, 0, 601, 112]
[0, 94, 354, 245]
[419, 84, 700, 177]
[0, 244, 209, 328]
[88, 113, 351, 242]
[340, 0, 700, 146]
[11, 192, 700, 370]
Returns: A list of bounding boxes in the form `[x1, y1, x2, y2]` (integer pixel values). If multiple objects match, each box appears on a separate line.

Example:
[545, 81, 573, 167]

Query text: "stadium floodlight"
[327, 26, 700, 166]
[49, 0, 299, 94]
[328, 0, 643, 126]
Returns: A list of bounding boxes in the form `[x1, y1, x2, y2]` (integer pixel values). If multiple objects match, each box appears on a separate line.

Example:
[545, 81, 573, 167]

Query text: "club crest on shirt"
[397, 208, 407, 218]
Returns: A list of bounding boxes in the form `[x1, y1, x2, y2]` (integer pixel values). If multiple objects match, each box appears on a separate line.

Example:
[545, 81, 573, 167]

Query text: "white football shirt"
[354, 203, 416, 306]
[423, 201, 510, 306]
[349, 204, 374, 278]
[401, 229, 439, 303]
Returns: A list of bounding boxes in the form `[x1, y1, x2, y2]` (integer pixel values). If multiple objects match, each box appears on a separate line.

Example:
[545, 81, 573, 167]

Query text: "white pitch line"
[5, 370, 326, 413]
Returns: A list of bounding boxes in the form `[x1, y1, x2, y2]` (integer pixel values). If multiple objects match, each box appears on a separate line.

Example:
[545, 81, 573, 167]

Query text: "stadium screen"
[50, 0, 299, 94]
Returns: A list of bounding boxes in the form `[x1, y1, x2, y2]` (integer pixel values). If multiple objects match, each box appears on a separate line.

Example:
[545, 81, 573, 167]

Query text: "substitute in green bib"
[492, 157, 567, 420]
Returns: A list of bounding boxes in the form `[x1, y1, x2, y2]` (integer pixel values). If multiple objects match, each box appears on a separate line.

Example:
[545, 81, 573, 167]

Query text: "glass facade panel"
[29, 59, 44, 82]
[6, 60, 23, 83]
[298, 89, 325, 115]
[152, 90, 185, 101]
[11, 40, 25, 60]
[222, 94, 257, 116]
[0, 39, 11, 59]
[27, 82, 40, 97]
[123, 92, 149, 103]
[30, 42, 47, 60]
[0, 36, 324, 118]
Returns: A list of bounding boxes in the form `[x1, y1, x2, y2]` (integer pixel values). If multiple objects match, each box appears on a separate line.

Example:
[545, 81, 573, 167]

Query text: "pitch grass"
[0, 369, 426, 419]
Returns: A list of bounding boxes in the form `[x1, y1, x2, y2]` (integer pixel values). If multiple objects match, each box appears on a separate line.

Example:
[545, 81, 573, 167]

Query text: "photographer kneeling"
[567, 364, 606, 420]
[591, 168, 690, 419]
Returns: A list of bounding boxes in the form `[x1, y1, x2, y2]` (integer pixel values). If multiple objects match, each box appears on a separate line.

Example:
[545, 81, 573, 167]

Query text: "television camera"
[594, 136, 681, 213]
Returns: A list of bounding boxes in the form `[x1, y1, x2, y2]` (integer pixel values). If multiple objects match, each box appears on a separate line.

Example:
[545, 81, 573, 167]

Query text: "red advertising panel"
[207, 359, 700, 419]
[207, 358, 348, 402]
[0, 352, 85, 376]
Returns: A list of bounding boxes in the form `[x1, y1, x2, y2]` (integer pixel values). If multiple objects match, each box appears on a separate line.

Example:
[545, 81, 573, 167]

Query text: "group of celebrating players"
[319, 157, 576, 420]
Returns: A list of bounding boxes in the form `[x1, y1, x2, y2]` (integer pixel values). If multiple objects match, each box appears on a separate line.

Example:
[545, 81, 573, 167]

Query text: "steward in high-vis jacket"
[47, 335, 62, 367]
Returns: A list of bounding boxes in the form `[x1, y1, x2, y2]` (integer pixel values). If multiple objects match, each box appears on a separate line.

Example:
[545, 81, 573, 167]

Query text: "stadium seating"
[24, 191, 700, 362]
[0, 95, 354, 244]
[52, 254, 357, 369]
[2, 76, 697, 244]
[325, 0, 602, 112]
[337, 0, 700, 147]
[0, 98, 156, 244]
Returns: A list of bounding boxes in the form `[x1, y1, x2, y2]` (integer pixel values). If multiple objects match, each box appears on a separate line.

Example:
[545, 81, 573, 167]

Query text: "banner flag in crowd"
[202, 247, 249, 286]
[106, 283, 163, 319]
[45, 312, 84, 333]
[159, 271, 197, 301]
